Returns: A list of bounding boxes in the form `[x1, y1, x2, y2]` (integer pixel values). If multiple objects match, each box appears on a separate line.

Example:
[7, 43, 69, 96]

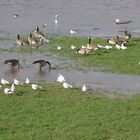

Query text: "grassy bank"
[0, 84, 140, 139]
[48, 36, 140, 75]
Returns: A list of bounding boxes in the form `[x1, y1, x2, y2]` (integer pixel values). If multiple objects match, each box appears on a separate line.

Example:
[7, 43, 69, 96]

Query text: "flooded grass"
[48, 36, 140, 75]
[0, 83, 140, 139]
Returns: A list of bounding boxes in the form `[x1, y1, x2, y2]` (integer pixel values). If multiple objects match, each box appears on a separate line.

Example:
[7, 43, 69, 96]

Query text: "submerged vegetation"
[0, 84, 140, 139]
[0, 35, 140, 74]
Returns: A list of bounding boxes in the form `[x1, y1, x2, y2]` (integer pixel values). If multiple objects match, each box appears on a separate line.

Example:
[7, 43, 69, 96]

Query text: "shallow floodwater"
[0, 0, 140, 37]
[0, 51, 140, 97]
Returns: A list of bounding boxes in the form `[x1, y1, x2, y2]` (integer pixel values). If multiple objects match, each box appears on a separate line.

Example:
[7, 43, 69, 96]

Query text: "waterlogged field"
[0, 36, 140, 139]
[48, 36, 140, 75]
[0, 84, 140, 140]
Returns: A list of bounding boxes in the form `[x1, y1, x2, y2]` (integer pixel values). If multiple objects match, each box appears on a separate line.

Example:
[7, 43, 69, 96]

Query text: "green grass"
[48, 36, 140, 74]
[0, 84, 140, 139]
[1, 35, 140, 74]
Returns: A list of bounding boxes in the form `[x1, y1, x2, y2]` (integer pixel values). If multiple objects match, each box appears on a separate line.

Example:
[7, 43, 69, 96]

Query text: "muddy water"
[0, 51, 140, 97]
[0, 0, 140, 37]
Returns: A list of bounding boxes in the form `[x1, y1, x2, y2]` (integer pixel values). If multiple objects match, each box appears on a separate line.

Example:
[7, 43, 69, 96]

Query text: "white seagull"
[57, 46, 62, 50]
[57, 74, 66, 83]
[63, 82, 73, 89]
[1, 78, 10, 85]
[14, 79, 22, 85]
[31, 84, 42, 90]
[70, 29, 76, 35]
[4, 88, 13, 94]
[11, 83, 16, 92]
[25, 77, 30, 84]
[82, 84, 88, 92]
[121, 44, 127, 50]
[71, 45, 76, 50]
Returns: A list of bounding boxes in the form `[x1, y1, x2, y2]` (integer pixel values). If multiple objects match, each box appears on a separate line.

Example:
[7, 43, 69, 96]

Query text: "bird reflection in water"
[4, 68, 19, 77]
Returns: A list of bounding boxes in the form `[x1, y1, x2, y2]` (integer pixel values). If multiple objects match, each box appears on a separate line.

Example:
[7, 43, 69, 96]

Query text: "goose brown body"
[32, 60, 51, 71]
[76, 48, 92, 55]
[4, 59, 20, 69]
[87, 37, 99, 51]
[28, 33, 38, 47]
[16, 35, 29, 46]
[107, 36, 126, 45]
[34, 26, 44, 38]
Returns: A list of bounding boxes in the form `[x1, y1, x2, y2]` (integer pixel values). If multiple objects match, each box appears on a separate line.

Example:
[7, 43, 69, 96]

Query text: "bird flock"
[0, 77, 43, 95]
[0, 74, 88, 95]
[1, 14, 134, 95]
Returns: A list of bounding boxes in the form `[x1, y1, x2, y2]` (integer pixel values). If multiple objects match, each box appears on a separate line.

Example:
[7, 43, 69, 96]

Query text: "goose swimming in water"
[3, 59, 20, 70]
[32, 60, 51, 71]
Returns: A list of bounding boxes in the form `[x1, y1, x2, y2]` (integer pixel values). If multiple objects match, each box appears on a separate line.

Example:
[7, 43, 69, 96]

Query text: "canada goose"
[28, 33, 38, 48]
[16, 34, 29, 46]
[124, 30, 131, 40]
[3, 59, 20, 69]
[32, 60, 51, 71]
[34, 26, 49, 44]
[87, 37, 100, 51]
[76, 48, 92, 55]
[107, 36, 125, 45]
